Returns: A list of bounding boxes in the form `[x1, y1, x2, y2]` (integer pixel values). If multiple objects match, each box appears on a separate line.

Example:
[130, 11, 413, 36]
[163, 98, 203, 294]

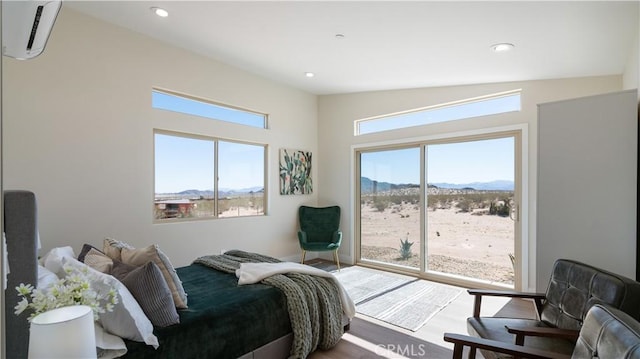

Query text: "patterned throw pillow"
[112, 260, 180, 327]
[83, 248, 114, 273]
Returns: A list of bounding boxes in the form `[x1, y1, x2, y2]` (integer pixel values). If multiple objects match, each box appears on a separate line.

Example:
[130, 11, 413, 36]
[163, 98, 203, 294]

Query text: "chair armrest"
[468, 289, 546, 318]
[297, 231, 309, 245]
[506, 326, 580, 345]
[443, 333, 571, 359]
[467, 289, 547, 299]
[332, 230, 342, 245]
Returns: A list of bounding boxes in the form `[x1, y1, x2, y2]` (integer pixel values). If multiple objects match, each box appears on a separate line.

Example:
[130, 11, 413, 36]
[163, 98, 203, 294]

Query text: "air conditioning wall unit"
[2, 0, 62, 60]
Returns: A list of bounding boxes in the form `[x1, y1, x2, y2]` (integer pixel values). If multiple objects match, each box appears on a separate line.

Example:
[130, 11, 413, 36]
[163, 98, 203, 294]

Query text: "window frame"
[354, 89, 521, 136]
[352, 124, 528, 290]
[153, 129, 268, 223]
[152, 88, 269, 129]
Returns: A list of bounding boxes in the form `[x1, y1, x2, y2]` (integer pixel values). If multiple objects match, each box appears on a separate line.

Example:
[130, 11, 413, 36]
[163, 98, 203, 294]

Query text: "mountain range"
[431, 180, 514, 191]
[162, 179, 512, 197]
[159, 187, 264, 198]
[361, 177, 513, 192]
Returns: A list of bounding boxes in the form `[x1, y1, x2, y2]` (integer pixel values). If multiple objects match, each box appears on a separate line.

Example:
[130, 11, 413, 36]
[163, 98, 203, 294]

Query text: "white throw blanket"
[236, 262, 356, 319]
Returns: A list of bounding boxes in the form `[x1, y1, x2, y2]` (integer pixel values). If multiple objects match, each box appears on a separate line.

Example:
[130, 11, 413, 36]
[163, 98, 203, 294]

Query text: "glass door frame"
[353, 124, 528, 291]
[356, 143, 424, 273]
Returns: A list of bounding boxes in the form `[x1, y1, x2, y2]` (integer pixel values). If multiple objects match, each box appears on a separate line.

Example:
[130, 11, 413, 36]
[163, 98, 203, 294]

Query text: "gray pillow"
[112, 261, 180, 327]
[120, 244, 188, 309]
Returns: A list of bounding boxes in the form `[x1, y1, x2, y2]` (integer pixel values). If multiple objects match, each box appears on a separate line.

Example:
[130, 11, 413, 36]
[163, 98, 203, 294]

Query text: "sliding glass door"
[359, 147, 422, 270]
[425, 137, 515, 287]
[357, 132, 520, 288]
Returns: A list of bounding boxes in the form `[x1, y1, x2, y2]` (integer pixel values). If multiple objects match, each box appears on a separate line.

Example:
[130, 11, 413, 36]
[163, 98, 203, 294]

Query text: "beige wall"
[537, 90, 637, 289]
[2, 8, 318, 266]
[318, 76, 623, 290]
[623, 2, 640, 93]
[623, 32, 639, 92]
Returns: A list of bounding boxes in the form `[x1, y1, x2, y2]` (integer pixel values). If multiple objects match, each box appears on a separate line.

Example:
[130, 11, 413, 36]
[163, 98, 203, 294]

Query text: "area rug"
[332, 266, 414, 304]
[333, 266, 463, 331]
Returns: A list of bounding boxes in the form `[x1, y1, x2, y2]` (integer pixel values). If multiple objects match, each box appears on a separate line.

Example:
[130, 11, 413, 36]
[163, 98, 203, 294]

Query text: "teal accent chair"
[297, 205, 342, 270]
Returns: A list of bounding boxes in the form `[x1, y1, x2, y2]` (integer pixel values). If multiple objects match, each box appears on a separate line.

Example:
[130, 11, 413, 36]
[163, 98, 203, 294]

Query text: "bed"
[121, 263, 293, 359]
[4, 190, 351, 359]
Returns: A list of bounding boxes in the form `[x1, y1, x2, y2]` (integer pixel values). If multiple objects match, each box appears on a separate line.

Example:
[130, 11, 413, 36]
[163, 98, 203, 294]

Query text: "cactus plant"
[399, 232, 414, 260]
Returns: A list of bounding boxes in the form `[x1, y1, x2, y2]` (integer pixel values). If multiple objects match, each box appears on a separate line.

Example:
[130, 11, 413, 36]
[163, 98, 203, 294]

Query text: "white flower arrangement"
[15, 263, 119, 321]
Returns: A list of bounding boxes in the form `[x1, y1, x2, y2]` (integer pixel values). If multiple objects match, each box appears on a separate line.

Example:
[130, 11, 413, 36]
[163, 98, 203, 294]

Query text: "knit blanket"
[236, 261, 355, 319]
[194, 250, 351, 359]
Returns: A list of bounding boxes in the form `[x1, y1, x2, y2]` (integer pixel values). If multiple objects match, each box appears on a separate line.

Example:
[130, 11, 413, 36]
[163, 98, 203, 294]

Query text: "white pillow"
[37, 247, 160, 348]
[60, 257, 158, 348]
[95, 322, 127, 359]
[35, 253, 131, 358]
[37, 265, 58, 290]
[41, 246, 77, 274]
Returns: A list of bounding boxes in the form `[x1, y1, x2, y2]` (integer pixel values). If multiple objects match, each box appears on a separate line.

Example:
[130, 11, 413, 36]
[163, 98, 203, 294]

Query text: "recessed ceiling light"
[491, 43, 514, 53]
[151, 7, 169, 18]
[335, 34, 345, 39]
[305, 72, 315, 78]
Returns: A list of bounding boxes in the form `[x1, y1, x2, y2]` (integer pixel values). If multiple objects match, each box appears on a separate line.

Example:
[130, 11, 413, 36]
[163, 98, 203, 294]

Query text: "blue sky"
[427, 137, 514, 184]
[358, 93, 520, 135]
[152, 91, 265, 128]
[155, 134, 265, 193]
[155, 134, 214, 194]
[361, 137, 514, 184]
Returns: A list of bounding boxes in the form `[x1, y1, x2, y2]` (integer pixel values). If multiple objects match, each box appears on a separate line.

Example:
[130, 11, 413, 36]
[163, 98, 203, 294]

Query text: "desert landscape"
[157, 186, 515, 285]
[361, 188, 515, 285]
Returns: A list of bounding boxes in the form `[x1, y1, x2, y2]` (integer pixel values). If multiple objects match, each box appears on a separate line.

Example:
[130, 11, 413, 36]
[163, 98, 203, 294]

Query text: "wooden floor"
[305, 259, 537, 359]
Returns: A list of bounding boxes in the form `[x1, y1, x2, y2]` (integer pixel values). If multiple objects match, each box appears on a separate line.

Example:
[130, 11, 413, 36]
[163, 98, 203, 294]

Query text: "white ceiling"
[64, 1, 639, 95]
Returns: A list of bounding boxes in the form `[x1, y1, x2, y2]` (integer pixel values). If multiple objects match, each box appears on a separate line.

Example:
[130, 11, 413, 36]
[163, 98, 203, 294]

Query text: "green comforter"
[122, 261, 291, 359]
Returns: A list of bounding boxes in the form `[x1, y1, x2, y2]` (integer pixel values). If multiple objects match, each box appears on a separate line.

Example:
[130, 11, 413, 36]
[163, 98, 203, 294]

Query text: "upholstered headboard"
[4, 190, 38, 359]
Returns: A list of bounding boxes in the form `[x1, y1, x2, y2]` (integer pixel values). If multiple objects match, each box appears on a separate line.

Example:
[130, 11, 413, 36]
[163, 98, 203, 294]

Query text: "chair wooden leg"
[301, 250, 306, 264]
[333, 250, 340, 271]
[452, 343, 464, 359]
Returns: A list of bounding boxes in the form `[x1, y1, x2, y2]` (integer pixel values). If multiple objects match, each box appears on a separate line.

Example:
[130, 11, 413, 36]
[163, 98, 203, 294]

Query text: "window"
[152, 89, 268, 129]
[154, 131, 266, 221]
[355, 90, 521, 135]
[217, 141, 265, 218]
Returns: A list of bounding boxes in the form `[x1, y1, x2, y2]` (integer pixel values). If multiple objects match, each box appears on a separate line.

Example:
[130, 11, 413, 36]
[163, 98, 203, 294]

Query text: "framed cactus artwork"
[279, 148, 312, 195]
